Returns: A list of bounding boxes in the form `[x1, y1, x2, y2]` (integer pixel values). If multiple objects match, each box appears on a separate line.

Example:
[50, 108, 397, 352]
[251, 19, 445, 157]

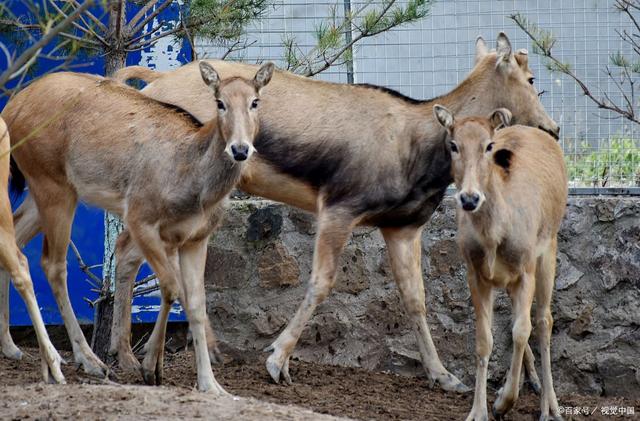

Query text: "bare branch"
[220, 39, 256, 59]
[127, 0, 160, 31]
[510, 13, 640, 126]
[69, 241, 104, 287]
[48, 0, 109, 46]
[129, 0, 173, 37]
[0, 0, 96, 88]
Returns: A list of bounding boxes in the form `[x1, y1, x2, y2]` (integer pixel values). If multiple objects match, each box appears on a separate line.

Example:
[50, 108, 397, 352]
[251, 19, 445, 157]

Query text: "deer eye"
[251, 99, 259, 109]
[450, 141, 459, 153]
[486, 142, 495, 153]
[216, 100, 226, 111]
[528, 77, 535, 85]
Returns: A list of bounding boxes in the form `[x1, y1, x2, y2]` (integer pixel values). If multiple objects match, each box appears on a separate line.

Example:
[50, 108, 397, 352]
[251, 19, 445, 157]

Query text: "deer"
[0, 117, 65, 384]
[1, 61, 274, 393]
[2, 33, 554, 393]
[433, 105, 566, 421]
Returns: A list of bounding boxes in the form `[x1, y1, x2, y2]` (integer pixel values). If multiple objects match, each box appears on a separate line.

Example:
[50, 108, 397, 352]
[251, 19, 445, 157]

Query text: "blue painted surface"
[2, 1, 192, 326]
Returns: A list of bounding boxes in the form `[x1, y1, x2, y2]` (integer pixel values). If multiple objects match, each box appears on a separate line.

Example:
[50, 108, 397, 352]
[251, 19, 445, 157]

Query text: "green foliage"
[284, 0, 434, 76]
[509, 13, 573, 74]
[565, 137, 640, 187]
[185, 0, 270, 42]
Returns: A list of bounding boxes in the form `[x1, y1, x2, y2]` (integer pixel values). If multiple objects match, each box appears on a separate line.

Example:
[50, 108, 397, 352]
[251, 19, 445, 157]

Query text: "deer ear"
[199, 61, 220, 93]
[433, 104, 454, 132]
[496, 32, 513, 66]
[489, 108, 512, 130]
[254, 62, 275, 92]
[475, 36, 489, 64]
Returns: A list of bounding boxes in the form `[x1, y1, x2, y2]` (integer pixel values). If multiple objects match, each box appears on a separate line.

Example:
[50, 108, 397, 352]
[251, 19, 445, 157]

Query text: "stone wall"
[204, 197, 640, 398]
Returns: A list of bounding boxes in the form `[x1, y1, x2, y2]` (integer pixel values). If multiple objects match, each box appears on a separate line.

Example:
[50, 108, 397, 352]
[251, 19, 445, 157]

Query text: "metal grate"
[197, 0, 639, 188]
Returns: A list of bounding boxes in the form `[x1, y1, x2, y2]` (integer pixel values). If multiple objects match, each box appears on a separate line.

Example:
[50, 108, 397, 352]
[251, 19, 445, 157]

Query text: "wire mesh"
[196, 0, 639, 188]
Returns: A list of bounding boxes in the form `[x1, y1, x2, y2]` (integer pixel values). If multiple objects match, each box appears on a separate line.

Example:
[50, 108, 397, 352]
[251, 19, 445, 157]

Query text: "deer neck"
[191, 120, 243, 208]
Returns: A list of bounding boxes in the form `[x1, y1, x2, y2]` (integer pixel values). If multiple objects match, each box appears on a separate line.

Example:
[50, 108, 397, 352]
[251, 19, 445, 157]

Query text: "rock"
[569, 303, 594, 339]
[252, 310, 288, 337]
[257, 242, 300, 288]
[246, 205, 283, 243]
[556, 252, 584, 290]
[335, 246, 368, 294]
[204, 246, 249, 289]
[203, 196, 640, 398]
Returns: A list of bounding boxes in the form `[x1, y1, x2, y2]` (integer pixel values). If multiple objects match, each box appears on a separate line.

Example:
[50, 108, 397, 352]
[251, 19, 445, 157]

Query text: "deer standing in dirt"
[1, 61, 274, 393]
[434, 105, 566, 421]
[2, 33, 554, 393]
[0, 117, 65, 383]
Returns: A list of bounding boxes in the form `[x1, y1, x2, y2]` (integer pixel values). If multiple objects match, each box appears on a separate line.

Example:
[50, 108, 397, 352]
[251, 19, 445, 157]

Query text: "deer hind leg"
[493, 263, 536, 418]
[36, 187, 108, 377]
[382, 226, 470, 393]
[536, 239, 562, 421]
[465, 270, 494, 421]
[0, 194, 41, 360]
[127, 222, 181, 386]
[178, 237, 228, 395]
[0, 197, 64, 383]
[108, 229, 144, 373]
[523, 340, 542, 395]
[265, 207, 355, 384]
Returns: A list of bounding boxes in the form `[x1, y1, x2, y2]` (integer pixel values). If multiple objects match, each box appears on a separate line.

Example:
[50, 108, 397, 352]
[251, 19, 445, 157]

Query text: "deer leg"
[536, 239, 563, 421]
[465, 270, 494, 421]
[0, 194, 41, 360]
[493, 264, 536, 417]
[265, 208, 355, 384]
[0, 198, 64, 383]
[178, 237, 228, 395]
[109, 229, 144, 373]
[382, 226, 470, 393]
[524, 341, 542, 395]
[127, 222, 181, 386]
[37, 190, 107, 377]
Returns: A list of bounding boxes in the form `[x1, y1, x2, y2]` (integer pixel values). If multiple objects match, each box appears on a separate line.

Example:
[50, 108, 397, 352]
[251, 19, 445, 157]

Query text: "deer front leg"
[0, 209, 64, 383]
[466, 271, 494, 421]
[109, 230, 144, 373]
[382, 226, 470, 393]
[265, 207, 355, 384]
[127, 223, 181, 386]
[493, 265, 536, 418]
[0, 194, 41, 360]
[178, 237, 228, 395]
[536, 240, 563, 421]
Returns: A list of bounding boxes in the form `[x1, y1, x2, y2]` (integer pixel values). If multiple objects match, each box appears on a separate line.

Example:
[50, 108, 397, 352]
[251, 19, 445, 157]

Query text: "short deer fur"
[2, 33, 556, 394]
[0, 117, 65, 383]
[434, 105, 567, 421]
[1, 61, 274, 393]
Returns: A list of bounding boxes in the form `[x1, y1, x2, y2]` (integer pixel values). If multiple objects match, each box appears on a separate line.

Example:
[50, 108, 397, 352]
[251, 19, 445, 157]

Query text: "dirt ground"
[1, 344, 638, 421]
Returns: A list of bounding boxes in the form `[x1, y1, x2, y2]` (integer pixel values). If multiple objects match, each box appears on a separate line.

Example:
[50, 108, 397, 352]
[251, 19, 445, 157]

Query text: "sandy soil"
[0, 347, 637, 420]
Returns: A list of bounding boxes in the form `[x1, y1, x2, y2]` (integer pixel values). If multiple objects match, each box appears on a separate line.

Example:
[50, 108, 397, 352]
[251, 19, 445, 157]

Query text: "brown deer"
[0, 117, 65, 383]
[1, 61, 274, 393]
[2, 33, 554, 393]
[433, 105, 566, 421]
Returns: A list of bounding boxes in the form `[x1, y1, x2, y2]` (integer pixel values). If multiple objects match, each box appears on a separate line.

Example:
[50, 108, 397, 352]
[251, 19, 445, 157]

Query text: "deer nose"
[231, 143, 249, 161]
[460, 192, 480, 212]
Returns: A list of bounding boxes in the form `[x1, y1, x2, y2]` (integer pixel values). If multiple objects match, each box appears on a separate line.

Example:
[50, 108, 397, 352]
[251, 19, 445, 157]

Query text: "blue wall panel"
[3, 1, 192, 326]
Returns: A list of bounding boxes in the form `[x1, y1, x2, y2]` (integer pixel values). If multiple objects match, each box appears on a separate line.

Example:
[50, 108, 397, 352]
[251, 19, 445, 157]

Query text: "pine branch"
[510, 12, 640, 126]
[0, 0, 96, 88]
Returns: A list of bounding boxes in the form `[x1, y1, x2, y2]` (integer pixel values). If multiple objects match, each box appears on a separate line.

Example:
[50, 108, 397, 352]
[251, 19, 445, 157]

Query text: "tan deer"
[434, 105, 566, 421]
[0, 117, 65, 383]
[1, 61, 274, 393]
[3, 33, 554, 393]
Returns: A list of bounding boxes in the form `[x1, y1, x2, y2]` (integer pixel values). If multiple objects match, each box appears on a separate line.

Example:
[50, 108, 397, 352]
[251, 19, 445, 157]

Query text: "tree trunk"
[91, 0, 128, 361]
